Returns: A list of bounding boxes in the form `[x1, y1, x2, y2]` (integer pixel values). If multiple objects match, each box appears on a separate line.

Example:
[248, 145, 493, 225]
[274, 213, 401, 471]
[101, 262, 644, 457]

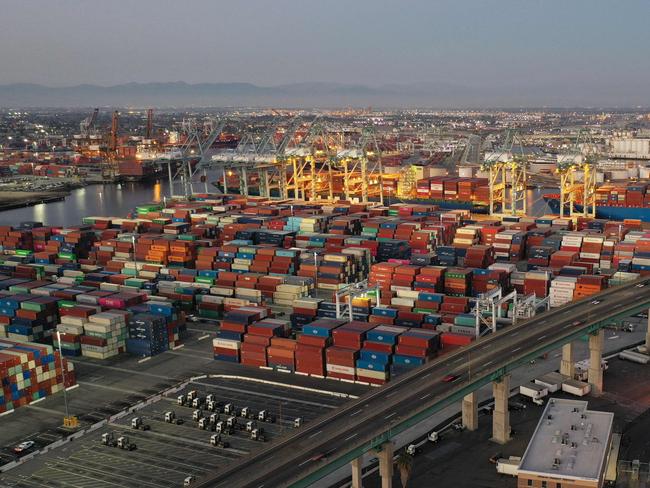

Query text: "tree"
[395, 451, 414, 488]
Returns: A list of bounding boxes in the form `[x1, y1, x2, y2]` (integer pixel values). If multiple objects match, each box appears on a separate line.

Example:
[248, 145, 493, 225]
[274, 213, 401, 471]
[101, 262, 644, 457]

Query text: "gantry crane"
[157, 117, 230, 198]
[79, 108, 99, 137]
[145, 109, 154, 139]
[281, 120, 337, 201]
[205, 116, 309, 199]
[109, 111, 119, 153]
[334, 126, 384, 204]
[482, 129, 528, 216]
[557, 129, 598, 218]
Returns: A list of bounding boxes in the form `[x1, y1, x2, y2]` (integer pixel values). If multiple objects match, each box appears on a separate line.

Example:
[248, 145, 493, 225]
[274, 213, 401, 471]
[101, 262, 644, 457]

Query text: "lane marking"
[386, 391, 397, 398]
[385, 412, 397, 419]
[420, 393, 431, 400]
[298, 459, 311, 467]
[538, 335, 547, 341]
[512, 347, 521, 353]
[484, 360, 493, 367]
[350, 409, 363, 417]
[138, 357, 151, 363]
[345, 433, 358, 441]
[308, 430, 322, 439]
[198, 334, 210, 341]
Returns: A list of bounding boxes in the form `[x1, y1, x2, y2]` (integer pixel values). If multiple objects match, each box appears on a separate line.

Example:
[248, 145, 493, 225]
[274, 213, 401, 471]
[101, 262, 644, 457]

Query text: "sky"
[1, 0, 649, 100]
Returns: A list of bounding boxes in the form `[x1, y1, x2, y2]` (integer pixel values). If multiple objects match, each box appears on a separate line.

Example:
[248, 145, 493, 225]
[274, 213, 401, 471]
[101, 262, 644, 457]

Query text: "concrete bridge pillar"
[377, 441, 394, 488]
[560, 342, 575, 378]
[588, 329, 604, 395]
[492, 374, 511, 444]
[351, 457, 363, 488]
[462, 392, 478, 431]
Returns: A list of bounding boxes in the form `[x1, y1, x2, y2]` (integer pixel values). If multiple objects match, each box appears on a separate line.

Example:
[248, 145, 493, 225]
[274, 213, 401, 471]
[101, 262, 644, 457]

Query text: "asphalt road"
[201, 277, 650, 488]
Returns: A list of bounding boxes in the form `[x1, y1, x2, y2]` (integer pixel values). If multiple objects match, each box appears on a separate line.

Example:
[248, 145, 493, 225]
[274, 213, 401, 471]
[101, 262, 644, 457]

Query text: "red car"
[442, 374, 458, 383]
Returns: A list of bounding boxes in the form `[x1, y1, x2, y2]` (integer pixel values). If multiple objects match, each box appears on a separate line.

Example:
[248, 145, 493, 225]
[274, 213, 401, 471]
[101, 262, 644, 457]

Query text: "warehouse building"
[517, 399, 614, 488]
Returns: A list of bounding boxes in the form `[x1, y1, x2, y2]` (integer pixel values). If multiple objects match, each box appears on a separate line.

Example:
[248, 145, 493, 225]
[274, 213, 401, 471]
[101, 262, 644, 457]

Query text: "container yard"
[0, 193, 646, 397]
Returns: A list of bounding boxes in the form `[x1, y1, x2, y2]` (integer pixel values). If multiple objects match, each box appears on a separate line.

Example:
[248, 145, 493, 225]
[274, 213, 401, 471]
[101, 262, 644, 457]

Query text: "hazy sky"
[2, 0, 649, 90]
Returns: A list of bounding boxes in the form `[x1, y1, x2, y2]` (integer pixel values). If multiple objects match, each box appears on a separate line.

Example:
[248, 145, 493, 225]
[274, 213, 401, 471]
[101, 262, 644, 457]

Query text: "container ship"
[544, 182, 650, 222]
[386, 175, 491, 213]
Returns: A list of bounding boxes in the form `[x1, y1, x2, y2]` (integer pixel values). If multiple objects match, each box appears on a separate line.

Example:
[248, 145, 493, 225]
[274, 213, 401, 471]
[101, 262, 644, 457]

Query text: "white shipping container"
[519, 384, 548, 400]
[326, 364, 355, 375]
[562, 379, 591, 397]
[535, 372, 567, 393]
[213, 339, 241, 350]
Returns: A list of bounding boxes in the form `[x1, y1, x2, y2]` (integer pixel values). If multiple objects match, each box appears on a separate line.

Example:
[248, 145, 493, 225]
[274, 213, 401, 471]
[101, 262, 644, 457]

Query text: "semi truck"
[496, 456, 521, 476]
[574, 359, 608, 381]
[519, 384, 548, 405]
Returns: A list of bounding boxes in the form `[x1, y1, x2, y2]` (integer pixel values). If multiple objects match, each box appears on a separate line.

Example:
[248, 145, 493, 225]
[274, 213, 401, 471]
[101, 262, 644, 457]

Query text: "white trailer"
[535, 372, 567, 393]
[496, 456, 521, 476]
[519, 384, 548, 404]
[562, 379, 591, 397]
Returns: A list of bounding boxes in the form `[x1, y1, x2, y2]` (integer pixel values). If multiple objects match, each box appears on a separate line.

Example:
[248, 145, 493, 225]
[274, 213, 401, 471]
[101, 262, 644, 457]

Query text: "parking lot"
[0, 376, 353, 488]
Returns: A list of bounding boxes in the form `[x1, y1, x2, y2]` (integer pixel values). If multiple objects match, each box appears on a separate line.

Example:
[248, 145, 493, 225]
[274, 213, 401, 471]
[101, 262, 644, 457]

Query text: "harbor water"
[0, 178, 554, 227]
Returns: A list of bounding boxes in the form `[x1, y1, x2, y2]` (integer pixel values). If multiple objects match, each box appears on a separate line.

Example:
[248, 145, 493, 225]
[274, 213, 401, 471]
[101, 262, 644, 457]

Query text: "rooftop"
[517, 398, 614, 481]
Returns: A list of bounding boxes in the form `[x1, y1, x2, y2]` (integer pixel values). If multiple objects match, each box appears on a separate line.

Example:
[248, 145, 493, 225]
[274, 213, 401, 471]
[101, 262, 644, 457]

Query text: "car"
[442, 374, 458, 383]
[591, 299, 601, 305]
[572, 320, 583, 326]
[13, 441, 35, 454]
[636, 283, 646, 288]
[310, 448, 336, 462]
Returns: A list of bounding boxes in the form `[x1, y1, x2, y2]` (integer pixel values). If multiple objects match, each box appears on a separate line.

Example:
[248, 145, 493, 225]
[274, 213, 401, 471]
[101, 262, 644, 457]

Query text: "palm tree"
[395, 451, 414, 488]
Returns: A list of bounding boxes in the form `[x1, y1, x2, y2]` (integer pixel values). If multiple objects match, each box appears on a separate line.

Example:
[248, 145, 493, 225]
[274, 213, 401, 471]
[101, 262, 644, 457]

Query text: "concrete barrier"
[205, 374, 359, 399]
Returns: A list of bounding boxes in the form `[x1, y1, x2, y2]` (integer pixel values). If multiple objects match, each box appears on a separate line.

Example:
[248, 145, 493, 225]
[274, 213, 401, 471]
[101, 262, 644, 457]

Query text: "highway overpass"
[197, 277, 650, 488]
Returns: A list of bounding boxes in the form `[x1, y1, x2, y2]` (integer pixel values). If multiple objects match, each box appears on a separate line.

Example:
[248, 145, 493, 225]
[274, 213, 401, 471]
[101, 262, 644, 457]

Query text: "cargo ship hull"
[399, 198, 490, 213]
[544, 194, 650, 222]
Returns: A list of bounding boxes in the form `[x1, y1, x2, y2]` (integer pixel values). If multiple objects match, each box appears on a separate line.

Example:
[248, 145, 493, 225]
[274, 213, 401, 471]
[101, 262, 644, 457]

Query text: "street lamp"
[131, 235, 138, 278]
[56, 330, 78, 428]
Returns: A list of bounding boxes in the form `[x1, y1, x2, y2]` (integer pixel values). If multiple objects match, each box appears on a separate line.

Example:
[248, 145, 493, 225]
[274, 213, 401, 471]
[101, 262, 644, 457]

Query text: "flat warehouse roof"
[518, 398, 613, 481]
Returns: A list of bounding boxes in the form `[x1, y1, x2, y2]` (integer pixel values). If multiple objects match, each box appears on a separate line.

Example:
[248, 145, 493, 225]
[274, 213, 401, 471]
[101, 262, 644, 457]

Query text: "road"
[198, 277, 650, 488]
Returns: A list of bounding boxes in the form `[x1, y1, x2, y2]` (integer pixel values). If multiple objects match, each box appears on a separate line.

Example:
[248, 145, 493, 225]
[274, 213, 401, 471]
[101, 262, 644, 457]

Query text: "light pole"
[313, 251, 318, 297]
[131, 235, 138, 278]
[56, 330, 77, 428]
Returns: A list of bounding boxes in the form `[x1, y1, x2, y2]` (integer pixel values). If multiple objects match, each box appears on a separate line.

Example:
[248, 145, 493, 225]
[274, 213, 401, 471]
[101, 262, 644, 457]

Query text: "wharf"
[0, 191, 68, 211]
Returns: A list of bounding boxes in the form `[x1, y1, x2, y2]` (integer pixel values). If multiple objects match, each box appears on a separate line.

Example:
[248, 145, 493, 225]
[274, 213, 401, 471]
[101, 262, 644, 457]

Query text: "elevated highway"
[197, 277, 650, 488]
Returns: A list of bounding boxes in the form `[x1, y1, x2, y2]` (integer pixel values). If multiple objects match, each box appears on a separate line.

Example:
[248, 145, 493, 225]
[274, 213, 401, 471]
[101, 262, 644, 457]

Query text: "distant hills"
[0, 81, 647, 108]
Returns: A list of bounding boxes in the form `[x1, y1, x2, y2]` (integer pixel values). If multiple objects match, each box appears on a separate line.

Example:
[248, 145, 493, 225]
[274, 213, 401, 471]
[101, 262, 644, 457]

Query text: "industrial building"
[517, 399, 614, 488]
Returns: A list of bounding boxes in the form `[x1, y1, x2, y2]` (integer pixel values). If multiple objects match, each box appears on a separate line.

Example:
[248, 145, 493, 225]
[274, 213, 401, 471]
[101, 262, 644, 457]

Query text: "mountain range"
[0, 81, 646, 108]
